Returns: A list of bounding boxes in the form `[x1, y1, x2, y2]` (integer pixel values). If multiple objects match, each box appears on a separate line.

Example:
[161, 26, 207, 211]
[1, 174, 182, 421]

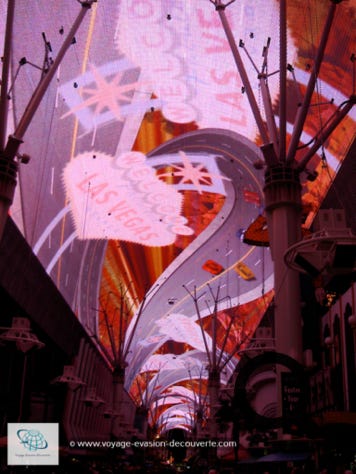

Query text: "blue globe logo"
[17, 429, 48, 451]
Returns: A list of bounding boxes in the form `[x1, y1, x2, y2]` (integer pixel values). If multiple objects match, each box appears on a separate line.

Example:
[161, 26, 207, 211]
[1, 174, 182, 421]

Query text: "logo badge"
[8, 423, 59, 465]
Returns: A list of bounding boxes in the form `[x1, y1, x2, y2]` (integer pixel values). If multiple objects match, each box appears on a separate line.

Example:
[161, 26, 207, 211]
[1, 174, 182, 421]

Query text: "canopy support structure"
[0, 0, 15, 151]
[0, 0, 97, 242]
[211, 0, 353, 384]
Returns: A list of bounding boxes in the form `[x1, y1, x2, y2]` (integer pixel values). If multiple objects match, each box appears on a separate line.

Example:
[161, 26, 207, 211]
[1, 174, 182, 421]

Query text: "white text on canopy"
[63, 151, 193, 246]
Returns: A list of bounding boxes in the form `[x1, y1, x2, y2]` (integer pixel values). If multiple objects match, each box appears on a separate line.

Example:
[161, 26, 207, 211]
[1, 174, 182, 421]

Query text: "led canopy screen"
[3, 0, 355, 432]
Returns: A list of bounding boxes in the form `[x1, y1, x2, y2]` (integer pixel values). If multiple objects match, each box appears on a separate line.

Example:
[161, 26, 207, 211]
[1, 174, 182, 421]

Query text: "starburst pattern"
[158, 151, 230, 194]
[62, 64, 143, 121]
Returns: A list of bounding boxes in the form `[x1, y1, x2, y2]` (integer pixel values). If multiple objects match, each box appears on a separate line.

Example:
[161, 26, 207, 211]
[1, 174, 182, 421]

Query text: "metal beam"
[279, 0, 287, 161]
[216, 7, 270, 145]
[0, 0, 96, 242]
[0, 0, 15, 151]
[297, 97, 355, 171]
[286, 1, 338, 163]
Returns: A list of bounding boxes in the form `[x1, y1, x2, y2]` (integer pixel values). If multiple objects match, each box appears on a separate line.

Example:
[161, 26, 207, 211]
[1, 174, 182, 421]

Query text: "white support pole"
[260, 78, 279, 154]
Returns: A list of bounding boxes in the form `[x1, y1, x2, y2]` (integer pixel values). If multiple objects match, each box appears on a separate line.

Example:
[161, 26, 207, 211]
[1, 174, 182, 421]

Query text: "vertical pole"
[279, 0, 287, 161]
[0, 0, 17, 242]
[0, 152, 18, 241]
[212, 300, 217, 371]
[264, 166, 303, 431]
[0, 0, 15, 151]
[339, 298, 350, 410]
[18, 354, 28, 422]
[351, 283, 356, 372]
[264, 166, 303, 363]
[208, 368, 220, 464]
[260, 78, 279, 153]
[112, 367, 125, 437]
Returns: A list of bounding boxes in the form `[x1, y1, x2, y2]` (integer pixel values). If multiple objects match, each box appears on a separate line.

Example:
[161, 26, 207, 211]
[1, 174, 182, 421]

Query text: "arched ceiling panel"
[2, 0, 355, 432]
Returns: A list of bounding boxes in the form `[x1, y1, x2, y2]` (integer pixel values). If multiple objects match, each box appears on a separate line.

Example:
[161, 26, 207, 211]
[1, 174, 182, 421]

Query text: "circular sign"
[234, 351, 306, 429]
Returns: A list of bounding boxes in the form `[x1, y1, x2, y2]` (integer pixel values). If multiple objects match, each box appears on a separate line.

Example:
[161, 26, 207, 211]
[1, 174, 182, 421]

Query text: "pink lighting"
[116, 0, 291, 135]
[63, 151, 193, 245]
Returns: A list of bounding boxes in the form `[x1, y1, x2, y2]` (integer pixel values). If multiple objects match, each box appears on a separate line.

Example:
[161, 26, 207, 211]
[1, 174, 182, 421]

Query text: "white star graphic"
[158, 151, 230, 194]
[62, 64, 143, 121]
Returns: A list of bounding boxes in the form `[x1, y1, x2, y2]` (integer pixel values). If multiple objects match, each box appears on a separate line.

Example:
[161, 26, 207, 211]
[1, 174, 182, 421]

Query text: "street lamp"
[0, 317, 44, 353]
[51, 365, 86, 392]
[0, 317, 45, 422]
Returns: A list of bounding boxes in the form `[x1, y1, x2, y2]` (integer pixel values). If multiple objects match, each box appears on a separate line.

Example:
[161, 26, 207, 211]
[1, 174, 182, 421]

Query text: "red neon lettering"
[158, 83, 184, 98]
[76, 174, 98, 192]
[128, 166, 153, 181]
[141, 32, 161, 48]
[216, 92, 243, 108]
[163, 103, 195, 122]
[172, 225, 194, 236]
[134, 226, 152, 236]
[131, 0, 154, 19]
[210, 69, 238, 86]
[137, 180, 155, 193]
[202, 32, 229, 54]
[220, 115, 247, 127]
[96, 190, 119, 204]
[114, 208, 137, 220]
[138, 232, 159, 242]
[119, 152, 145, 167]
[107, 200, 130, 214]
[162, 213, 186, 223]
[89, 182, 109, 198]
[147, 193, 170, 204]
[142, 28, 172, 49]
[124, 218, 144, 228]
[152, 55, 181, 75]
[216, 92, 248, 127]
[156, 204, 178, 215]
[196, 9, 221, 29]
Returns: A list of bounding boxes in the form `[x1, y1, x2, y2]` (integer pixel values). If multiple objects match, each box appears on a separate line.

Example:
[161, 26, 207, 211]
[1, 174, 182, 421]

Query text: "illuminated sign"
[116, 0, 296, 135]
[155, 313, 209, 353]
[63, 151, 193, 245]
[59, 59, 160, 132]
[243, 188, 261, 206]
